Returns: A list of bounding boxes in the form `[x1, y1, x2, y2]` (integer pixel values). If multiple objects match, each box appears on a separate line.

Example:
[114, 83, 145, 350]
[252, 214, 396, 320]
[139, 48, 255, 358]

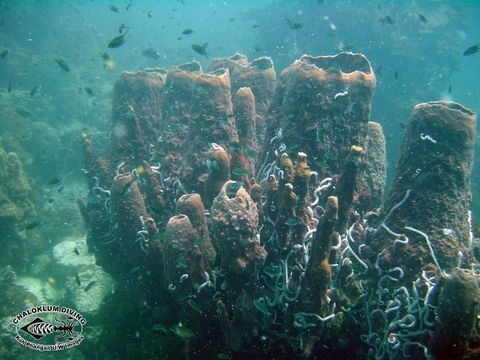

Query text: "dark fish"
[54, 58, 70, 72]
[26, 220, 41, 230]
[1, 49, 8, 59]
[74, 247, 80, 256]
[75, 273, 81, 286]
[142, 48, 160, 59]
[148, 10, 152, 18]
[122, 178, 136, 196]
[30, 85, 41, 96]
[379, 16, 395, 25]
[48, 198, 55, 204]
[15, 108, 31, 118]
[130, 265, 141, 274]
[285, 218, 300, 226]
[7, 81, 12, 92]
[99, 51, 110, 60]
[244, 148, 256, 158]
[448, 85, 452, 94]
[108, 30, 128, 48]
[109, 5, 120, 13]
[418, 14, 427, 23]
[58, 185, 64, 193]
[126, 3, 132, 11]
[232, 167, 249, 177]
[48, 177, 61, 185]
[228, 18, 235, 22]
[375, 65, 383, 76]
[253, 45, 262, 52]
[317, 0, 324, 3]
[118, 23, 128, 34]
[182, 28, 194, 35]
[463, 44, 480, 56]
[191, 43, 208, 56]
[85, 87, 94, 95]
[394, 71, 399, 80]
[284, 18, 303, 30]
[228, 141, 244, 150]
[85, 280, 97, 292]
[252, 24, 259, 28]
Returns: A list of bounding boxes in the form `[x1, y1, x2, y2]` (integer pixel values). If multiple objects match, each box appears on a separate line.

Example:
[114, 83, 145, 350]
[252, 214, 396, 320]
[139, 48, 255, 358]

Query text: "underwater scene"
[1, 0, 480, 359]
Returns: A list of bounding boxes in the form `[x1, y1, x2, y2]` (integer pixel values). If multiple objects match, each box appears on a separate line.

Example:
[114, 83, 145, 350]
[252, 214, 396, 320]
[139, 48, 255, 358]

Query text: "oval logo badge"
[12, 305, 86, 351]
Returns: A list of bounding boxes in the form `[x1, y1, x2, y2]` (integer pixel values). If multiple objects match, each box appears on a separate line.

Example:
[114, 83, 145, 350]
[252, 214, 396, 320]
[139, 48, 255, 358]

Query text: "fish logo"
[20, 317, 76, 341]
[12, 305, 86, 351]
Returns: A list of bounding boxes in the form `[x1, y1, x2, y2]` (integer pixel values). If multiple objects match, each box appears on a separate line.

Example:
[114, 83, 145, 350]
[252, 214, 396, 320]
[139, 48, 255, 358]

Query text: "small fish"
[375, 65, 383, 77]
[153, 324, 168, 332]
[232, 167, 249, 177]
[379, 16, 395, 25]
[1, 49, 8, 59]
[48, 177, 61, 185]
[226, 181, 242, 196]
[109, 5, 120, 13]
[148, 10, 153, 18]
[152, 232, 167, 242]
[7, 81, 12, 92]
[448, 85, 452, 94]
[252, 24, 259, 28]
[99, 51, 110, 60]
[85, 87, 94, 95]
[25, 220, 41, 230]
[285, 218, 300, 226]
[193, 237, 204, 245]
[48, 198, 55, 204]
[191, 42, 208, 56]
[75, 273, 81, 286]
[182, 28, 194, 35]
[284, 18, 303, 30]
[228, 18, 235, 22]
[54, 58, 70, 72]
[85, 280, 97, 292]
[187, 299, 203, 314]
[15, 108, 31, 118]
[118, 23, 128, 34]
[171, 323, 194, 339]
[177, 256, 188, 269]
[126, 3, 132, 11]
[228, 141, 244, 150]
[463, 44, 480, 56]
[108, 30, 128, 48]
[130, 265, 141, 274]
[244, 148, 256, 158]
[253, 45, 262, 52]
[30, 85, 41, 96]
[394, 71, 399, 80]
[418, 14, 427, 23]
[142, 48, 160, 59]
[121, 178, 136, 196]
[74, 247, 80, 256]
